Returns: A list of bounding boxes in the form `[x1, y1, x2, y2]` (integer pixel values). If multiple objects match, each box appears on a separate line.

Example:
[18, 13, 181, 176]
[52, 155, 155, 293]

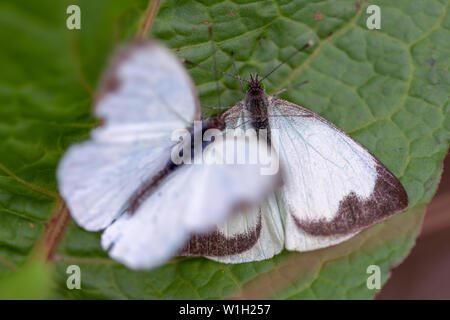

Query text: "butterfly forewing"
[58, 40, 284, 269]
[95, 40, 200, 128]
[58, 41, 201, 231]
[270, 97, 408, 251]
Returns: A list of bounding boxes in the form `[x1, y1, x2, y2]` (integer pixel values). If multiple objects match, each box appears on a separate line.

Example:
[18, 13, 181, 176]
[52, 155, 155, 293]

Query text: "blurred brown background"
[377, 154, 450, 299]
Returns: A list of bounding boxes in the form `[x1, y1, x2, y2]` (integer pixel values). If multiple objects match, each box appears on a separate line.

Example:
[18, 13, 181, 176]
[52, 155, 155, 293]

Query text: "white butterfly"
[57, 40, 280, 270]
[181, 73, 409, 263]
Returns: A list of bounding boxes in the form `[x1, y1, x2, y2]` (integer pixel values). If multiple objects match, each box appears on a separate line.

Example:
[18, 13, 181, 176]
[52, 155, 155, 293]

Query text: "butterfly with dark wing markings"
[181, 56, 409, 263]
[57, 40, 281, 270]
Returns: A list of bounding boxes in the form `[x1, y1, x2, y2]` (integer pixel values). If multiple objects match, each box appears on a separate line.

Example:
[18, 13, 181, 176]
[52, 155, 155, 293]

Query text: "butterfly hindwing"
[181, 193, 284, 263]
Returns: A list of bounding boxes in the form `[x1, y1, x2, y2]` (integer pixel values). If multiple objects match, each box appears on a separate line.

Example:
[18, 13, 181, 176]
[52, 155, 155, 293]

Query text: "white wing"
[95, 40, 200, 131]
[269, 97, 408, 251]
[101, 136, 280, 269]
[58, 40, 200, 231]
[57, 141, 170, 231]
[181, 193, 284, 264]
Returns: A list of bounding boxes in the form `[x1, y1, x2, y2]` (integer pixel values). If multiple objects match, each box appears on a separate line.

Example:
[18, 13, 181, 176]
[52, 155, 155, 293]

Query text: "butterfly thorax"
[245, 74, 270, 133]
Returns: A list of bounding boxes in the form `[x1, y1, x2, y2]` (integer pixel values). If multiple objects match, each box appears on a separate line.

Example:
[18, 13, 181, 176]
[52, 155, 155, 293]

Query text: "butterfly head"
[246, 74, 266, 97]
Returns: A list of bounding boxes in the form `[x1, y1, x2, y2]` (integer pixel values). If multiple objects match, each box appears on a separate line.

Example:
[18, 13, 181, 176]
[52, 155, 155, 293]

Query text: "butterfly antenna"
[182, 59, 250, 83]
[273, 80, 309, 97]
[259, 40, 314, 83]
[231, 51, 245, 93]
[209, 25, 222, 107]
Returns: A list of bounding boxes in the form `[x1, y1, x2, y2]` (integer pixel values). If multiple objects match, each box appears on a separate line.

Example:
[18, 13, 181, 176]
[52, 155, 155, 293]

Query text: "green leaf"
[0, 258, 52, 299]
[0, 0, 448, 299]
